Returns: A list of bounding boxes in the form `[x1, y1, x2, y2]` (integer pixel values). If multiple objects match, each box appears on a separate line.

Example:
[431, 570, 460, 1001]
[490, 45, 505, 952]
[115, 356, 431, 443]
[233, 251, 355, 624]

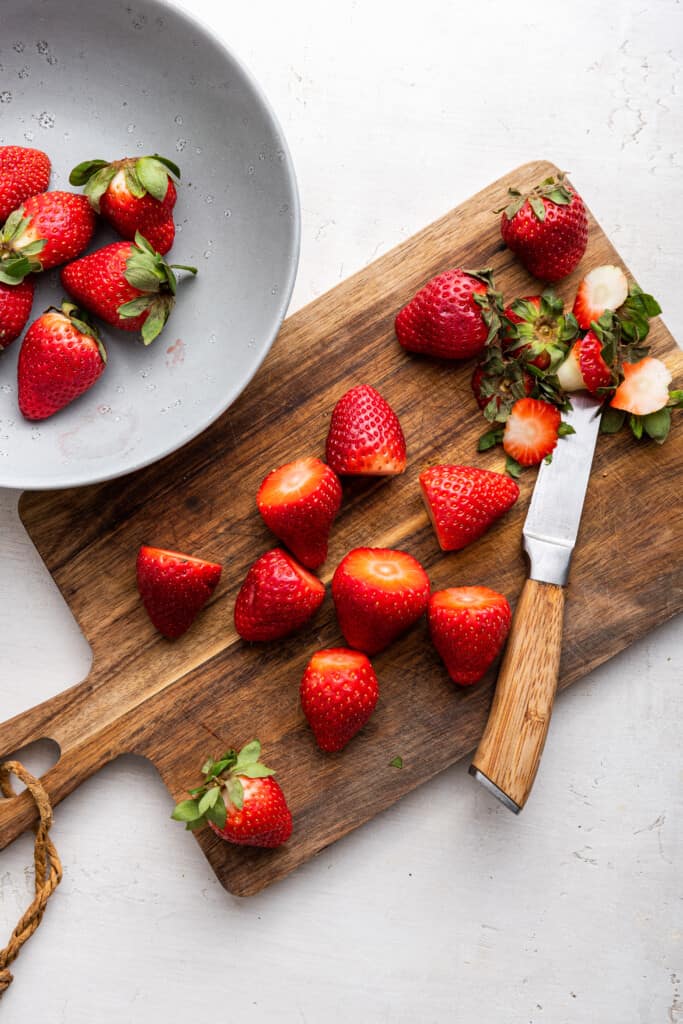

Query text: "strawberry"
[503, 397, 561, 467]
[501, 291, 578, 370]
[326, 384, 407, 476]
[428, 587, 511, 686]
[419, 465, 519, 551]
[395, 267, 502, 359]
[499, 173, 588, 282]
[17, 302, 106, 421]
[557, 334, 614, 395]
[331, 547, 430, 655]
[234, 547, 325, 642]
[70, 154, 179, 255]
[0, 146, 51, 222]
[0, 277, 34, 350]
[136, 546, 222, 639]
[573, 264, 628, 330]
[257, 456, 342, 569]
[172, 740, 292, 848]
[610, 357, 672, 417]
[61, 232, 196, 344]
[300, 648, 379, 752]
[0, 192, 95, 280]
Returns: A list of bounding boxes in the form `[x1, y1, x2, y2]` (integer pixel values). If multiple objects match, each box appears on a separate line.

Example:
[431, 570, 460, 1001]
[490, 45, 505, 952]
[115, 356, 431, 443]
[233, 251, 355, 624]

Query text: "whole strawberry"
[499, 173, 588, 282]
[172, 740, 292, 848]
[70, 154, 179, 254]
[234, 547, 325, 642]
[0, 277, 35, 350]
[501, 291, 578, 371]
[257, 456, 343, 569]
[0, 146, 51, 222]
[0, 191, 95, 280]
[300, 648, 379, 752]
[136, 546, 222, 639]
[61, 232, 196, 344]
[419, 465, 519, 552]
[17, 302, 106, 420]
[331, 547, 430, 655]
[428, 587, 511, 686]
[395, 268, 502, 359]
[326, 384, 407, 475]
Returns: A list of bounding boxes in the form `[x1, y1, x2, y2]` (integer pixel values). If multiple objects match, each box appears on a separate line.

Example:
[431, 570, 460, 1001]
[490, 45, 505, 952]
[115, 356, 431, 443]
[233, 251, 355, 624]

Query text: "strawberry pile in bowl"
[0, 145, 196, 421]
[163, 170, 680, 852]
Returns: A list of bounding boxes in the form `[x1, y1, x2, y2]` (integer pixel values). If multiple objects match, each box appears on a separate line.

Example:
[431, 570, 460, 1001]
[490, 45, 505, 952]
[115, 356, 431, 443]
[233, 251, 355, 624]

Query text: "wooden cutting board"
[1, 161, 681, 896]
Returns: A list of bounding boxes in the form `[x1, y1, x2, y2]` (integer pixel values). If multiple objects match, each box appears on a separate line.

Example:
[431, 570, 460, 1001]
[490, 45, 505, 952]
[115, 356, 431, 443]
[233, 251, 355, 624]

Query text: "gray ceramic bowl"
[0, 0, 300, 490]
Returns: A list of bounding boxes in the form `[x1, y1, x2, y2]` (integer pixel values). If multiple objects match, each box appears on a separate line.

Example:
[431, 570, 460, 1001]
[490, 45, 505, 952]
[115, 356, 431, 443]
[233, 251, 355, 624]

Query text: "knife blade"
[469, 393, 602, 812]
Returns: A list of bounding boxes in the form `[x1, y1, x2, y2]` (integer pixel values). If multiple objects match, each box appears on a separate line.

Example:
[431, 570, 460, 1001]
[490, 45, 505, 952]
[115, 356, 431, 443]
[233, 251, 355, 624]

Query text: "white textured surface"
[2, 0, 682, 1020]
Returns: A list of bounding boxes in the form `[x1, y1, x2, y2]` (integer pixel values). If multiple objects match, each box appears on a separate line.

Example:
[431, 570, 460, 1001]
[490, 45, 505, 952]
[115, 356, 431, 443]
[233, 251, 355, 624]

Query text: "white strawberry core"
[557, 343, 585, 391]
[110, 168, 130, 197]
[583, 265, 628, 311]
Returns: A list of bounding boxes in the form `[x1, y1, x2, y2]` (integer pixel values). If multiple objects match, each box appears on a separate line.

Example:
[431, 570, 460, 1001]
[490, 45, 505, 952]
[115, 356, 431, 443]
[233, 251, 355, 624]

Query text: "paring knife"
[469, 392, 602, 813]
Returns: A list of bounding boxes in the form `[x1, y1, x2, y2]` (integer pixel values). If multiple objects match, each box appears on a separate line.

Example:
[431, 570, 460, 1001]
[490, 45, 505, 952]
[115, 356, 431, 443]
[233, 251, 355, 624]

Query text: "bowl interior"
[0, 0, 299, 489]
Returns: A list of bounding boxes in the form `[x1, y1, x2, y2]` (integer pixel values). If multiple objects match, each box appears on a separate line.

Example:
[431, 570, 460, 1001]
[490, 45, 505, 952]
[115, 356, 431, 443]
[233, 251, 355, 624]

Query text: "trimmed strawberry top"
[331, 547, 430, 655]
[501, 291, 578, 371]
[234, 547, 325, 642]
[395, 267, 502, 359]
[0, 146, 51, 222]
[257, 456, 342, 568]
[300, 648, 379, 752]
[136, 545, 222, 639]
[610, 357, 672, 417]
[573, 264, 628, 330]
[326, 383, 407, 476]
[419, 464, 519, 552]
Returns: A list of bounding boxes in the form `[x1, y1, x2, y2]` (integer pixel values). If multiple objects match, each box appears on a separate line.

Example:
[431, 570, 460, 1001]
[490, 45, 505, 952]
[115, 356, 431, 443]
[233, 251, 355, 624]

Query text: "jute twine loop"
[0, 761, 62, 996]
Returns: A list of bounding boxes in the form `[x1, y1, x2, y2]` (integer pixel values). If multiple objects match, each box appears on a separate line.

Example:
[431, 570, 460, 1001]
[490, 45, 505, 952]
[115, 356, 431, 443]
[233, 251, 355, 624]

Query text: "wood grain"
[471, 579, 565, 810]
[0, 161, 681, 896]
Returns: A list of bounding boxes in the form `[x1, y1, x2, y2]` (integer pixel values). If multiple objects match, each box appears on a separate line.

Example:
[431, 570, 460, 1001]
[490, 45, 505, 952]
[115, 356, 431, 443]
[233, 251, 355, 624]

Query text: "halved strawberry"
[428, 587, 512, 686]
[610, 357, 672, 416]
[325, 384, 406, 476]
[573, 264, 628, 330]
[234, 548, 325, 642]
[257, 457, 342, 569]
[331, 547, 430, 655]
[137, 546, 222, 639]
[300, 648, 379, 752]
[503, 397, 561, 467]
[419, 465, 519, 551]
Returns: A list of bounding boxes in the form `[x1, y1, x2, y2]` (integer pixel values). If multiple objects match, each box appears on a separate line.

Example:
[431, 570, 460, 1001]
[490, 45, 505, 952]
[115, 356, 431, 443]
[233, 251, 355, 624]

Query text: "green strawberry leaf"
[69, 159, 109, 185]
[557, 422, 576, 437]
[667, 389, 683, 408]
[185, 817, 206, 831]
[629, 414, 644, 440]
[151, 153, 181, 179]
[18, 239, 46, 258]
[197, 786, 221, 815]
[205, 799, 227, 830]
[136, 157, 170, 201]
[83, 165, 118, 212]
[528, 195, 546, 222]
[237, 764, 275, 779]
[1, 207, 28, 242]
[226, 776, 244, 811]
[642, 407, 671, 443]
[171, 799, 202, 822]
[389, 756, 403, 769]
[236, 740, 261, 766]
[600, 406, 625, 434]
[478, 427, 503, 451]
[124, 163, 146, 199]
[118, 296, 154, 318]
[140, 300, 172, 345]
[505, 454, 522, 479]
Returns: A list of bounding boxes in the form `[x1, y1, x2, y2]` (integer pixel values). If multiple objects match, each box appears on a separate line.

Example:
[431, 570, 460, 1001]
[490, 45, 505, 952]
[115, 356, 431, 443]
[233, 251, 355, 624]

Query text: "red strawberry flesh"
[503, 397, 561, 467]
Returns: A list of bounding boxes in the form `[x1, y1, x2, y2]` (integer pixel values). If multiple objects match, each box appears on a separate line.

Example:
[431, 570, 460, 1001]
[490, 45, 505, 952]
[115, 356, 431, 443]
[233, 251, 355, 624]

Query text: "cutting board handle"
[469, 578, 565, 812]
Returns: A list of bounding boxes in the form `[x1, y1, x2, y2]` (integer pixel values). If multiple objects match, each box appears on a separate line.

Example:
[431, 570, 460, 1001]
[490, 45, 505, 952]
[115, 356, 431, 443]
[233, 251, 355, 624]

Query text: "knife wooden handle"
[470, 578, 565, 812]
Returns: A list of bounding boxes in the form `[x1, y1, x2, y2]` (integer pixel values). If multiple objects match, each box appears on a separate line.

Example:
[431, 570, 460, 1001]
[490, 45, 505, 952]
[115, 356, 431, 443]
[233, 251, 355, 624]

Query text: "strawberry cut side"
[610, 357, 672, 417]
[503, 397, 561, 467]
[573, 264, 628, 331]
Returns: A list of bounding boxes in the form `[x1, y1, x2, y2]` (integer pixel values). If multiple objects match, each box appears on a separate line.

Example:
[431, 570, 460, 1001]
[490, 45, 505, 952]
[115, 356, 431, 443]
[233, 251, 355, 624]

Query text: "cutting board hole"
[0, 737, 60, 794]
